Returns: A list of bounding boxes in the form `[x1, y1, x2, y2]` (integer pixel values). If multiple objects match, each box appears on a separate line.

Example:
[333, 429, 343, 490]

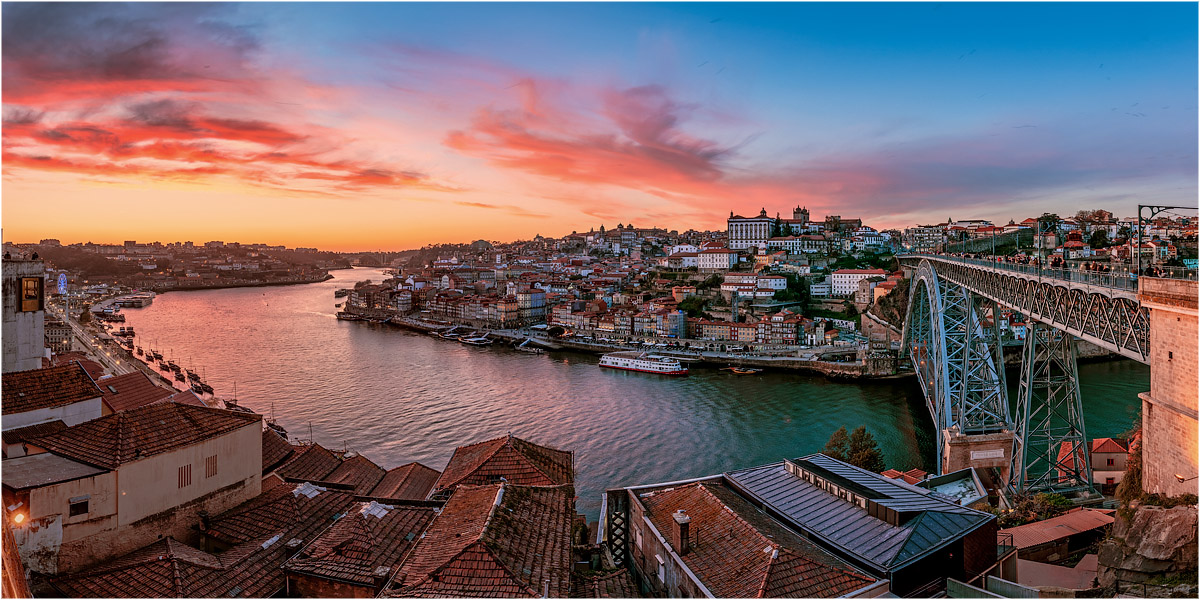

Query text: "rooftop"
[2, 362, 102, 415]
[388, 483, 574, 598]
[434, 434, 573, 492]
[31, 402, 261, 470]
[725, 454, 994, 573]
[2, 452, 109, 491]
[284, 501, 438, 587]
[275, 443, 342, 481]
[97, 371, 174, 413]
[999, 509, 1115, 550]
[369, 462, 442, 501]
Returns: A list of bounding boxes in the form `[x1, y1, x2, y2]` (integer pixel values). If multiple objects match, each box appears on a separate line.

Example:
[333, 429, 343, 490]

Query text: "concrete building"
[44, 318, 71, 354]
[3, 259, 46, 373]
[697, 248, 739, 272]
[2, 402, 262, 574]
[1, 362, 104, 435]
[726, 208, 775, 251]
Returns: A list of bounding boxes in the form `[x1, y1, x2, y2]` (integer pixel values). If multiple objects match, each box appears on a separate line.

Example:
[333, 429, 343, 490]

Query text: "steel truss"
[906, 258, 1150, 363]
[903, 263, 1010, 473]
[1008, 322, 1095, 496]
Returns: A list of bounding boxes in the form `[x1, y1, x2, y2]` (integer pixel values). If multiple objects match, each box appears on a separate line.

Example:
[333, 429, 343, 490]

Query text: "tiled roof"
[388, 483, 575, 598]
[284, 501, 438, 586]
[31, 402, 260, 470]
[639, 482, 873, 598]
[202, 482, 356, 547]
[325, 454, 386, 494]
[569, 569, 640, 598]
[97, 371, 174, 413]
[164, 390, 207, 407]
[1000, 508, 1115, 549]
[434, 435, 573, 492]
[261, 429, 294, 474]
[369, 463, 442, 501]
[2, 363, 102, 414]
[275, 443, 342, 481]
[51, 537, 222, 597]
[2, 420, 68, 445]
[50, 353, 106, 380]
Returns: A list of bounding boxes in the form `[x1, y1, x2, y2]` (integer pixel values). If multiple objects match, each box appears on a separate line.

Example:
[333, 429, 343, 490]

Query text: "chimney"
[672, 509, 691, 555]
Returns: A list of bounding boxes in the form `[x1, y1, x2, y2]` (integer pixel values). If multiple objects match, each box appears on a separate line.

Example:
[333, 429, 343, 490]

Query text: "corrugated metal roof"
[725, 454, 993, 573]
[999, 509, 1114, 549]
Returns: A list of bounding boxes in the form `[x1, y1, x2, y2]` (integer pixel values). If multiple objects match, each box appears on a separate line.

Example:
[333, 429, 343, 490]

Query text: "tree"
[1087, 229, 1109, 249]
[848, 426, 886, 472]
[678, 296, 708, 318]
[1037, 213, 1062, 234]
[822, 426, 851, 462]
[78, 305, 91, 324]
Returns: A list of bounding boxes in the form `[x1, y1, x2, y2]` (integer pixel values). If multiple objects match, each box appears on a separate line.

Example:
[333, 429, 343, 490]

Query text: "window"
[68, 496, 89, 517]
[205, 455, 218, 479]
[1106, 478, 1116, 486]
[635, 529, 643, 551]
[20, 277, 42, 312]
[656, 554, 666, 582]
[178, 464, 192, 488]
[1107, 458, 1115, 467]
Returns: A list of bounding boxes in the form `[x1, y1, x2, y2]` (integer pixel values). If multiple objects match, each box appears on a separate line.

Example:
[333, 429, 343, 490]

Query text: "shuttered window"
[205, 455, 218, 479]
[178, 464, 192, 488]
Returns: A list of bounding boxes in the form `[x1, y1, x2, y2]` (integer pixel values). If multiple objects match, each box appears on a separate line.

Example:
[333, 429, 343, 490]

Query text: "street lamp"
[1174, 474, 1197, 483]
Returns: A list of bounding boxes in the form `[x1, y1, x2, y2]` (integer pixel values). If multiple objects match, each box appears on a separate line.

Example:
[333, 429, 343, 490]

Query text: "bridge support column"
[942, 427, 1015, 484]
[1137, 278, 1198, 497]
[1008, 322, 1095, 497]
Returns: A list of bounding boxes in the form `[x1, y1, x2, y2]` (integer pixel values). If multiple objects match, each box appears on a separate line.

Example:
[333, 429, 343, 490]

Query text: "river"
[121, 267, 1149, 519]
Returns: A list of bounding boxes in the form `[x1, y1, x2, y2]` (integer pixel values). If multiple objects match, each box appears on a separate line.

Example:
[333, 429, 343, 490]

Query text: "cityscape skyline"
[2, 2, 1197, 252]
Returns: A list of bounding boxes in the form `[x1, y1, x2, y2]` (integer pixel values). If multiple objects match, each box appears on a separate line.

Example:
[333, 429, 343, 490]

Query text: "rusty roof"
[388, 483, 575, 598]
[639, 482, 874, 598]
[97, 371, 174, 413]
[999, 508, 1115, 549]
[2, 362, 102, 414]
[284, 501, 438, 587]
[369, 462, 442, 501]
[30, 402, 260, 470]
[433, 435, 573, 492]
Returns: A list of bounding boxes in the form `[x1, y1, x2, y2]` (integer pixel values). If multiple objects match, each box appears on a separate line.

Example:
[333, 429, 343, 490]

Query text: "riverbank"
[150, 272, 333, 293]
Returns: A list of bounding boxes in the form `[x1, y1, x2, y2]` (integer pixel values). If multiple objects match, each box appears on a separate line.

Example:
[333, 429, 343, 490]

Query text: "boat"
[191, 383, 206, 394]
[152, 350, 163, 361]
[135, 346, 144, 356]
[168, 361, 181, 373]
[174, 371, 186, 382]
[158, 362, 171, 372]
[336, 311, 363, 321]
[334, 289, 350, 298]
[187, 370, 201, 382]
[200, 382, 214, 394]
[459, 335, 493, 347]
[598, 351, 688, 376]
[723, 367, 762, 375]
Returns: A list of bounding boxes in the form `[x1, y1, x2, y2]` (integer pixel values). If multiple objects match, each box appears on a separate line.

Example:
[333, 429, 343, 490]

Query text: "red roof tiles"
[2, 362, 102, 415]
[284, 501, 438, 587]
[2, 420, 68, 446]
[97, 371, 174, 413]
[369, 463, 442, 501]
[639, 482, 875, 598]
[434, 435, 573, 493]
[324, 453, 386, 495]
[569, 569, 640, 598]
[31, 402, 260, 470]
[388, 483, 575, 598]
[275, 443, 342, 481]
[261, 429, 294, 474]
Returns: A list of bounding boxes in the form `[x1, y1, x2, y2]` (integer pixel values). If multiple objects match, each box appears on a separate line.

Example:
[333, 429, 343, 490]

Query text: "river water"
[121, 268, 1149, 519]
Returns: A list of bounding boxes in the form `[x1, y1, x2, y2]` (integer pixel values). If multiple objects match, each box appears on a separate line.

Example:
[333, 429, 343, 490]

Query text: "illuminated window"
[20, 277, 42, 312]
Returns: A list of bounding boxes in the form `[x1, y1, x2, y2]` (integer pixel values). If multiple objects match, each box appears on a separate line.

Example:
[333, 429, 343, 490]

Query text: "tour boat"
[599, 352, 688, 376]
[336, 311, 363, 321]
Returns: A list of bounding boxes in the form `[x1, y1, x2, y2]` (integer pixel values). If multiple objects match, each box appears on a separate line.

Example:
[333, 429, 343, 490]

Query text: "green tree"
[848, 426, 886, 472]
[1087, 229, 1110, 249]
[678, 296, 708, 318]
[1037, 213, 1062, 234]
[78, 305, 91, 324]
[822, 426, 851, 462]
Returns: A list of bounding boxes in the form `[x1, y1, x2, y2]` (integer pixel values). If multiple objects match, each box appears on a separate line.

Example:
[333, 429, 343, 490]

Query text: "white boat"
[599, 352, 688, 376]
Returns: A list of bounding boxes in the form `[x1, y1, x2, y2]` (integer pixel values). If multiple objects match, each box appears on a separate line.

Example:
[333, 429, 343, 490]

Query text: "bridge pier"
[941, 427, 1014, 484]
[1137, 278, 1198, 497]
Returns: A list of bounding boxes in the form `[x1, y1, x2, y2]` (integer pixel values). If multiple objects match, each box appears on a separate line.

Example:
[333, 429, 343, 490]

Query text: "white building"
[831, 268, 888, 296]
[727, 208, 775, 250]
[698, 249, 739, 272]
[3, 259, 46, 373]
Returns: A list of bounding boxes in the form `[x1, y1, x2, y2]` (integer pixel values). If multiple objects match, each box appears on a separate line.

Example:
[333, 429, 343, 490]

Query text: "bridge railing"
[905, 253, 1197, 292]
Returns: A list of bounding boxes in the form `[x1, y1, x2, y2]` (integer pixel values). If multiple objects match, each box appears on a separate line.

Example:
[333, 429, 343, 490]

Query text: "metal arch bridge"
[898, 254, 1160, 497]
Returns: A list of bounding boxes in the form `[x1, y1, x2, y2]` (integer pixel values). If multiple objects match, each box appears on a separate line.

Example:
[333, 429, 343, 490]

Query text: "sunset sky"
[2, 2, 1196, 251]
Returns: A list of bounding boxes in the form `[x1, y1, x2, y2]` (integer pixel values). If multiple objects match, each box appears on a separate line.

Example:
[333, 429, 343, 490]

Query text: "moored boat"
[599, 351, 688, 376]
[336, 311, 363, 321]
[459, 335, 493, 346]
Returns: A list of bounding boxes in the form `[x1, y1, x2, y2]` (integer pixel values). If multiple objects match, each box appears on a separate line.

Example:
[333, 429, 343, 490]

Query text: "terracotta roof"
[325, 454, 387, 494]
[97, 371, 174, 413]
[31, 402, 261, 470]
[2, 363, 102, 415]
[202, 482, 357, 548]
[164, 390, 207, 407]
[1092, 438, 1128, 454]
[369, 463, 442, 501]
[388, 483, 575, 598]
[276, 443, 342, 481]
[261, 429, 295, 474]
[999, 508, 1115, 550]
[639, 482, 875, 598]
[50, 353, 106, 380]
[2, 420, 68, 445]
[569, 569, 640, 598]
[284, 501, 438, 586]
[51, 537, 222, 597]
[434, 435, 573, 492]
